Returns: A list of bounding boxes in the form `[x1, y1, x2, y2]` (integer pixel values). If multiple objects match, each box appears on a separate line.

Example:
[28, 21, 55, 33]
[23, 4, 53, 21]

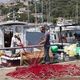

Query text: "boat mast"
[41, 0, 43, 23]
[48, 0, 51, 23]
[13, 10, 16, 21]
[34, 0, 37, 31]
[75, 0, 78, 24]
[27, 1, 30, 23]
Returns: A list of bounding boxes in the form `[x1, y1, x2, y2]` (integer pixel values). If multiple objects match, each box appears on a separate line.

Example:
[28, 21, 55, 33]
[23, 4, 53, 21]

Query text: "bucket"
[50, 45, 58, 53]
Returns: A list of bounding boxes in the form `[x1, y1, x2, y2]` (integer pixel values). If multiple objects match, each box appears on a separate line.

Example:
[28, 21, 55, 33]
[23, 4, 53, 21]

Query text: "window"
[69, 32, 72, 37]
[54, 34, 56, 39]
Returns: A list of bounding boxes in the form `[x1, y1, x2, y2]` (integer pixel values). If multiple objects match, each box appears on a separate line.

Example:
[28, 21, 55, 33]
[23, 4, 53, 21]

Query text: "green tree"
[17, 13, 28, 21]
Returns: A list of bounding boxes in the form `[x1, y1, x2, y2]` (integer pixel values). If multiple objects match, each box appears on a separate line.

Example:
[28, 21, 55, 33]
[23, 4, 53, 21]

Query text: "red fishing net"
[6, 64, 80, 80]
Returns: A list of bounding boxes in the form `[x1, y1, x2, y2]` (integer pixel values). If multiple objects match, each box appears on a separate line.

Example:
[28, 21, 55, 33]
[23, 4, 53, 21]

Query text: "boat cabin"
[50, 25, 80, 44]
[0, 20, 43, 49]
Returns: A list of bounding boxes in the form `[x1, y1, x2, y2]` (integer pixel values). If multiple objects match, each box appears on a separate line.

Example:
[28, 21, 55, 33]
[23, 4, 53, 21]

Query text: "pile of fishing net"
[6, 64, 80, 80]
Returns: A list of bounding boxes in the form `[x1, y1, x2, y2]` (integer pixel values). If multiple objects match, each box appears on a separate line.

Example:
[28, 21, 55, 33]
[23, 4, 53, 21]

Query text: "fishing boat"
[0, 20, 45, 48]
[0, 20, 52, 66]
[50, 17, 80, 44]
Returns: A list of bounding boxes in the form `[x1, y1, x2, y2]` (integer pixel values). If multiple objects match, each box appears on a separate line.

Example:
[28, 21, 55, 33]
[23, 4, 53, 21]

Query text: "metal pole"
[60, 26, 63, 48]
[48, 0, 51, 22]
[35, 0, 37, 31]
[75, 0, 78, 24]
[27, 1, 30, 23]
[13, 10, 16, 21]
[41, 0, 43, 23]
[46, 1, 48, 23]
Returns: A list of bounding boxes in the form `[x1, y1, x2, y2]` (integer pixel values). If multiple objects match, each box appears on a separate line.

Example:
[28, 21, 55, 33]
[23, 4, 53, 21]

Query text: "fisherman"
[11, 33, 22, 56]
[39, 25, 50, 64]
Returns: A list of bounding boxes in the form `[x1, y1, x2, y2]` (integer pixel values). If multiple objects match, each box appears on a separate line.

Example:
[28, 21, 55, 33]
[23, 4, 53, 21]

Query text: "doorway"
[4, 31, 13, 47]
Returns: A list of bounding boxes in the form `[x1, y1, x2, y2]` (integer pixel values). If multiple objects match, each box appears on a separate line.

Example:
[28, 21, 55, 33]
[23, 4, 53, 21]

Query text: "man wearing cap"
[39, 25, 50, 64]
